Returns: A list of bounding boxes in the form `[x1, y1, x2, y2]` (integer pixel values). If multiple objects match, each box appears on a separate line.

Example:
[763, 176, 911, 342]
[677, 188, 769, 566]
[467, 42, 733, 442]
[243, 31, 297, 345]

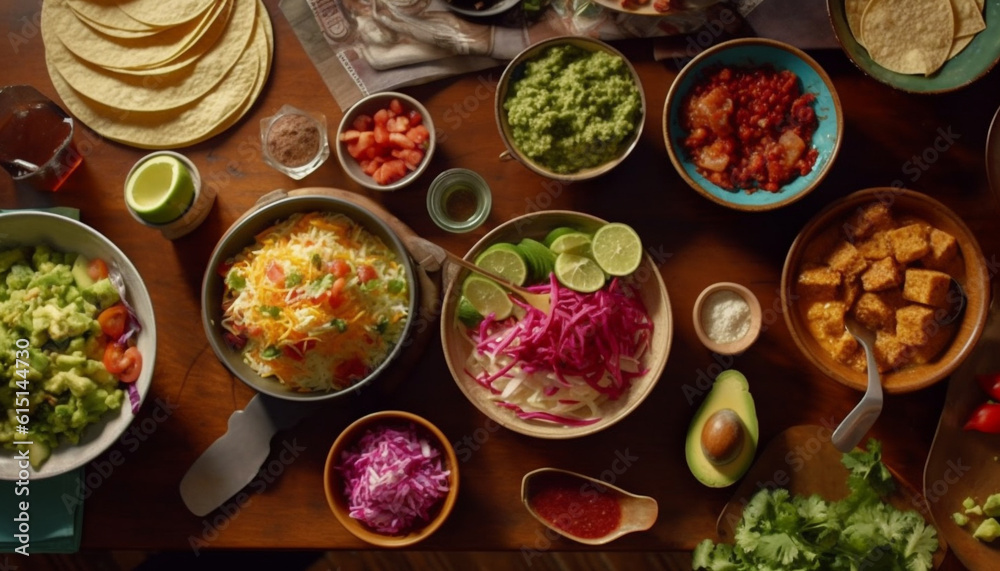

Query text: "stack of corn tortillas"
[845, 0, 986, 76]
[42, 0, 273, 149]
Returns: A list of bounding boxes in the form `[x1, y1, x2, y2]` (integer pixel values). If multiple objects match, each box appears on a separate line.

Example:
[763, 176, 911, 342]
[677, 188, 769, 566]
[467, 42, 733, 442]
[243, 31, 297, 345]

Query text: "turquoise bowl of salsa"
[664, 38, 843, 212]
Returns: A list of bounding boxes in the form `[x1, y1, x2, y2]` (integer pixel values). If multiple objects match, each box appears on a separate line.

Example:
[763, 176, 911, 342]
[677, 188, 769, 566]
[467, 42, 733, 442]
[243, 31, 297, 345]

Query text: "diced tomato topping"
[335, 357, 368, 381]
[339, 129, 361, 143]
[342, 100, 429, 185]
[357, 264, 378, 283]
[224, 332, 247, 351]
[87, 258, 109, 281]
[282, 339, 317, 361]
[265, 261, 285, 284]
[326, 259, 351, 277]
[352, 114, 373, 131]
[216, 260, 233, 277]
[103, 343, 142, 383]
[98, 304, 129, 340]
[405, 124, 430, 146]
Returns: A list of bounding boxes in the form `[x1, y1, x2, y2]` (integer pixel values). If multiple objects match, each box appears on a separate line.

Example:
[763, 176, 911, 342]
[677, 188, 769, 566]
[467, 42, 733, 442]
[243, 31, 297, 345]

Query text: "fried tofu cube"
[852, 292, 897, 331]
[874, 331, 911, 372]
[889, 223, 931, 264]
[896, 304, 937, 347]
[843, 279, 862, 308]
[830, 331, 859, 364]
[807, 301, 848, 339]
[798, 266, 841, 300]
[902, 268, 951, 307]
[826, 241, 869, 280]
[857, 231, 892, 260]
[860, 257, 902, 292]
[845, 202, 894, 240]
[922, 228, 959, 269]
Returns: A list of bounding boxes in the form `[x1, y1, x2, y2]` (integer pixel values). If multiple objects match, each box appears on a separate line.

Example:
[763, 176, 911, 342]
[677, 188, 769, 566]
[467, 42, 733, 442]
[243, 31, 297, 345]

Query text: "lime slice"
[543, 226, 578, 247]
[591, 223, 643, 276]
[456, 295, 484, 328]
[474, 243, 529, 286]
[517, 238, 556, 283]
[462, 276, 513, 320]
[554, 253, 605, 293]
[125, 154, 196, 224]
[549, 232, 592, 255]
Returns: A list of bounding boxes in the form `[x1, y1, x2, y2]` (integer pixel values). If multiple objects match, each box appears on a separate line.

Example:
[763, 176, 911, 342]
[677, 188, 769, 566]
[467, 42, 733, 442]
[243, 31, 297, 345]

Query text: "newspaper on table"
[279, 0, 732, 110]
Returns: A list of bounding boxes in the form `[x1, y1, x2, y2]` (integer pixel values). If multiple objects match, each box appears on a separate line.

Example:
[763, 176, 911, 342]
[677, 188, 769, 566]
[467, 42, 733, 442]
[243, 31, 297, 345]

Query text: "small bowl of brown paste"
[260, 105, 330, 180]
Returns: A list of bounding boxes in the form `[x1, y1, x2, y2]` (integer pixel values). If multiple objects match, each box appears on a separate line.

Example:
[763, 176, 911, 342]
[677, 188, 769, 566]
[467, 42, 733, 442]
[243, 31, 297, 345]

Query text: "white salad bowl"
[0, 211, 156, 480]
[440, 211, 672, 439]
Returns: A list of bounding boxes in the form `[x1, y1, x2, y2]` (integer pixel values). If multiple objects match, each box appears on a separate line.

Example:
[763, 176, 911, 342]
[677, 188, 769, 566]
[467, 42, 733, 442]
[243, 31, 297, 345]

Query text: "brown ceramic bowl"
[693, 282, 763, 356]
[440, 210, 673, 438]
[781, 188, 989, 393]
[323, 410, 459, 547]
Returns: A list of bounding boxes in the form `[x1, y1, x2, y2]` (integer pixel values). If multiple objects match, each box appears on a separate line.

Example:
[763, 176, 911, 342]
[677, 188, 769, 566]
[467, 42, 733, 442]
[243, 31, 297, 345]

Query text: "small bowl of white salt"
[693, 282, 762, 355]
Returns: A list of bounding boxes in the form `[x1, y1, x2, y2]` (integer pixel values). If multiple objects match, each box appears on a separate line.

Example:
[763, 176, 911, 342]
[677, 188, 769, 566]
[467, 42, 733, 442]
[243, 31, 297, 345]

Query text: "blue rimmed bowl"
[663, 38, 843, 212]
[828, 0, 1000, 94]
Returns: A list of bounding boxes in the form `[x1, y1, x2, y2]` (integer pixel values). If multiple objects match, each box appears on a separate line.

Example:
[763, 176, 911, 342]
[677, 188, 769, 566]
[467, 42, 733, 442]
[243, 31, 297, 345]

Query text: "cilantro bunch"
[692, 440, 939, 571]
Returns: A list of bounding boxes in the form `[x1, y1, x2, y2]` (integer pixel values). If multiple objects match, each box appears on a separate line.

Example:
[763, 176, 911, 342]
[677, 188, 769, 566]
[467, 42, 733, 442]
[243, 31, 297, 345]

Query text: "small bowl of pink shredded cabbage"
[324, 410, 459, 547]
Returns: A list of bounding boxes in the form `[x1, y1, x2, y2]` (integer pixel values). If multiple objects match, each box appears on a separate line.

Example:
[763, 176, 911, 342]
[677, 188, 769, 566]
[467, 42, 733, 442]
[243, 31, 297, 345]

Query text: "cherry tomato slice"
[103, 344, 142, 383]
[357, 264, 377, 283]
[98, 305, 129, 340]
[88, 258, 109, 281]
[976, 373, 1000, 402]
[326, 259, 351, 278]
[963, 402, 1000, 433]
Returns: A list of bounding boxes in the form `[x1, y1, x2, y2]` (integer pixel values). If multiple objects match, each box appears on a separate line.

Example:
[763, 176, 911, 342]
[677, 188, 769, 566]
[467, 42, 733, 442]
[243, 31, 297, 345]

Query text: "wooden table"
[3, 2, 997, 568]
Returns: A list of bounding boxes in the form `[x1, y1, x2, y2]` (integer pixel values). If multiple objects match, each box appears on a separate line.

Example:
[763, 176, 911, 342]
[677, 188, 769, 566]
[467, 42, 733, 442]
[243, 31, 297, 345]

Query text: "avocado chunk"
[685, 369, 759, 488]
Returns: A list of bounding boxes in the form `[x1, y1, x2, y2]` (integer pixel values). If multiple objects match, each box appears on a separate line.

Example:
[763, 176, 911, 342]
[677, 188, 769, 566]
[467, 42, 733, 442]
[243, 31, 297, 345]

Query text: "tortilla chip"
[951, 0, 986, 37]
[845, 0, 869, 47]
[862, 0, 954, 75]
[948, 34, 975, 59]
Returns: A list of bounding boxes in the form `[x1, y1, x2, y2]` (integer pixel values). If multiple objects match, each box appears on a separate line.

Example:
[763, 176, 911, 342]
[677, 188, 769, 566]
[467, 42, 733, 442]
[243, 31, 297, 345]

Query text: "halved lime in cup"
[125, 154, 196, 224]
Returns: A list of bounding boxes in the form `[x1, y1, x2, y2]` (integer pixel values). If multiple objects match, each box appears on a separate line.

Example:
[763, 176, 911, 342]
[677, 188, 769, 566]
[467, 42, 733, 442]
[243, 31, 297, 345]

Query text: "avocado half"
[685, 369, 759, 488]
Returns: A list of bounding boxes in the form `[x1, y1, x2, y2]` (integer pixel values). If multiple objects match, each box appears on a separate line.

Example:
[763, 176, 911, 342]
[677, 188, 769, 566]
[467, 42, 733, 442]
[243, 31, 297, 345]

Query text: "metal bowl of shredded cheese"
[202, 195, 417, 400]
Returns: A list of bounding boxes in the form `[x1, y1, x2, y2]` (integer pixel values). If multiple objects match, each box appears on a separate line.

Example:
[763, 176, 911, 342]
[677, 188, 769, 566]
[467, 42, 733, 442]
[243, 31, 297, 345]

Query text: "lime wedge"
[543, 226, 578, 247]
[462, 276, 513, 320]
[125, 154, 196, 224]
[517, 238, 556, 283]
[554, 253, 605, 293]
[549, 232, 592, 256]
[474, 243, 529, 286]
[591, 223, 643, 276]
[456, 295, 484, 327]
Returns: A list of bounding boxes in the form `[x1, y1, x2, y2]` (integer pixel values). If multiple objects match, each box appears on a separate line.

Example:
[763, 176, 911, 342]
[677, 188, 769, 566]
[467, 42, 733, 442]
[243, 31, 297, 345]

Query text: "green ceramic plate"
[828, 0, 1000, 93]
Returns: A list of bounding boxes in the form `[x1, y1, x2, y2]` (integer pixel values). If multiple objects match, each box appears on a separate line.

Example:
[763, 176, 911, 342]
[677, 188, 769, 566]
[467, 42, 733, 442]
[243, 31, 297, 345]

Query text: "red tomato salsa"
[680, 65, 819, 193]
[528, 472, 622, 539]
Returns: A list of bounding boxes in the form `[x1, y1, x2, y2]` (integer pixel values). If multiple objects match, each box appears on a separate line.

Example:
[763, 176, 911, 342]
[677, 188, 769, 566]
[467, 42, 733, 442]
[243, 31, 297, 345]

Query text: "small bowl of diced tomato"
[663, 38, 843, 212]
[336, 92, 436, 192]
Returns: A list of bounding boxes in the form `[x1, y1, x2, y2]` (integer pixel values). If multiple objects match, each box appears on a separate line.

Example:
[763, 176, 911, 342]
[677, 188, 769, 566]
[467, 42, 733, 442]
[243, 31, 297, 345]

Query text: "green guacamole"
[503, 44, 642, 174]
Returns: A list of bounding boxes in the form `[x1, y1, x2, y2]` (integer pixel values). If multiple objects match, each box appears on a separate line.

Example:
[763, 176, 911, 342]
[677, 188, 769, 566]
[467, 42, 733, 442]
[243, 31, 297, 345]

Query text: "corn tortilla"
[952, 0, 986, 36]
[47, 0, 219, 70]
[845, 0, 868, 48]
[64, 0, 159, 34]
[117, 0, 217, 28]
[45, 3, 270, 149]
[46, 0, 251, 111]
[861, 0, 954, 75]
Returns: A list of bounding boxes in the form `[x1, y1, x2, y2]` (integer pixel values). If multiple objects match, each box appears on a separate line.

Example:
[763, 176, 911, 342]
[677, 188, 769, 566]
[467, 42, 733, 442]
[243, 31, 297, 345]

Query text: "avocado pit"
[700, 408, 745, 465]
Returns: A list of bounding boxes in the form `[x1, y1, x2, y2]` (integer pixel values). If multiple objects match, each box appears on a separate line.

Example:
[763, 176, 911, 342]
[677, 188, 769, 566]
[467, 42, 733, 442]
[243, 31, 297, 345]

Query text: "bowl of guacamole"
[0, 211, 156, 479]
[495, 36, 646, 181]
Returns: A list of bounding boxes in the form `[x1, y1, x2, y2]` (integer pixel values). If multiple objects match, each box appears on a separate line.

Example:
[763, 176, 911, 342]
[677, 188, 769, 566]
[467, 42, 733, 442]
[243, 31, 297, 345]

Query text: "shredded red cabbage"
[337, 423, 451, 535]
[469, 275, 653, 424]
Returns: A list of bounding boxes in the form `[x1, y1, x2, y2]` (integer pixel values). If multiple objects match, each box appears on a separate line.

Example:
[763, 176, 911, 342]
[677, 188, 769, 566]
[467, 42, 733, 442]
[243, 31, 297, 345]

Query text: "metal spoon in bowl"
[831, 316, 883, 453]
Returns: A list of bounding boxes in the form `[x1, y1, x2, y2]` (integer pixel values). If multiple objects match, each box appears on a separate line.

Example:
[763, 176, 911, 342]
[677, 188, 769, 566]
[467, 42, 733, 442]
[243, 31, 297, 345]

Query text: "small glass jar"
[260, 105, 330, 180]
[426, 169, 491, 233]
[124, 151, 215, 240]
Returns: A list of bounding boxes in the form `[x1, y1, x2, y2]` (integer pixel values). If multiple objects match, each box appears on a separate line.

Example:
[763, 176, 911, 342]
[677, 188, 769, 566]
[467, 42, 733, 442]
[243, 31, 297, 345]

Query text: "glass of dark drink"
[0, 85, 82, 191]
